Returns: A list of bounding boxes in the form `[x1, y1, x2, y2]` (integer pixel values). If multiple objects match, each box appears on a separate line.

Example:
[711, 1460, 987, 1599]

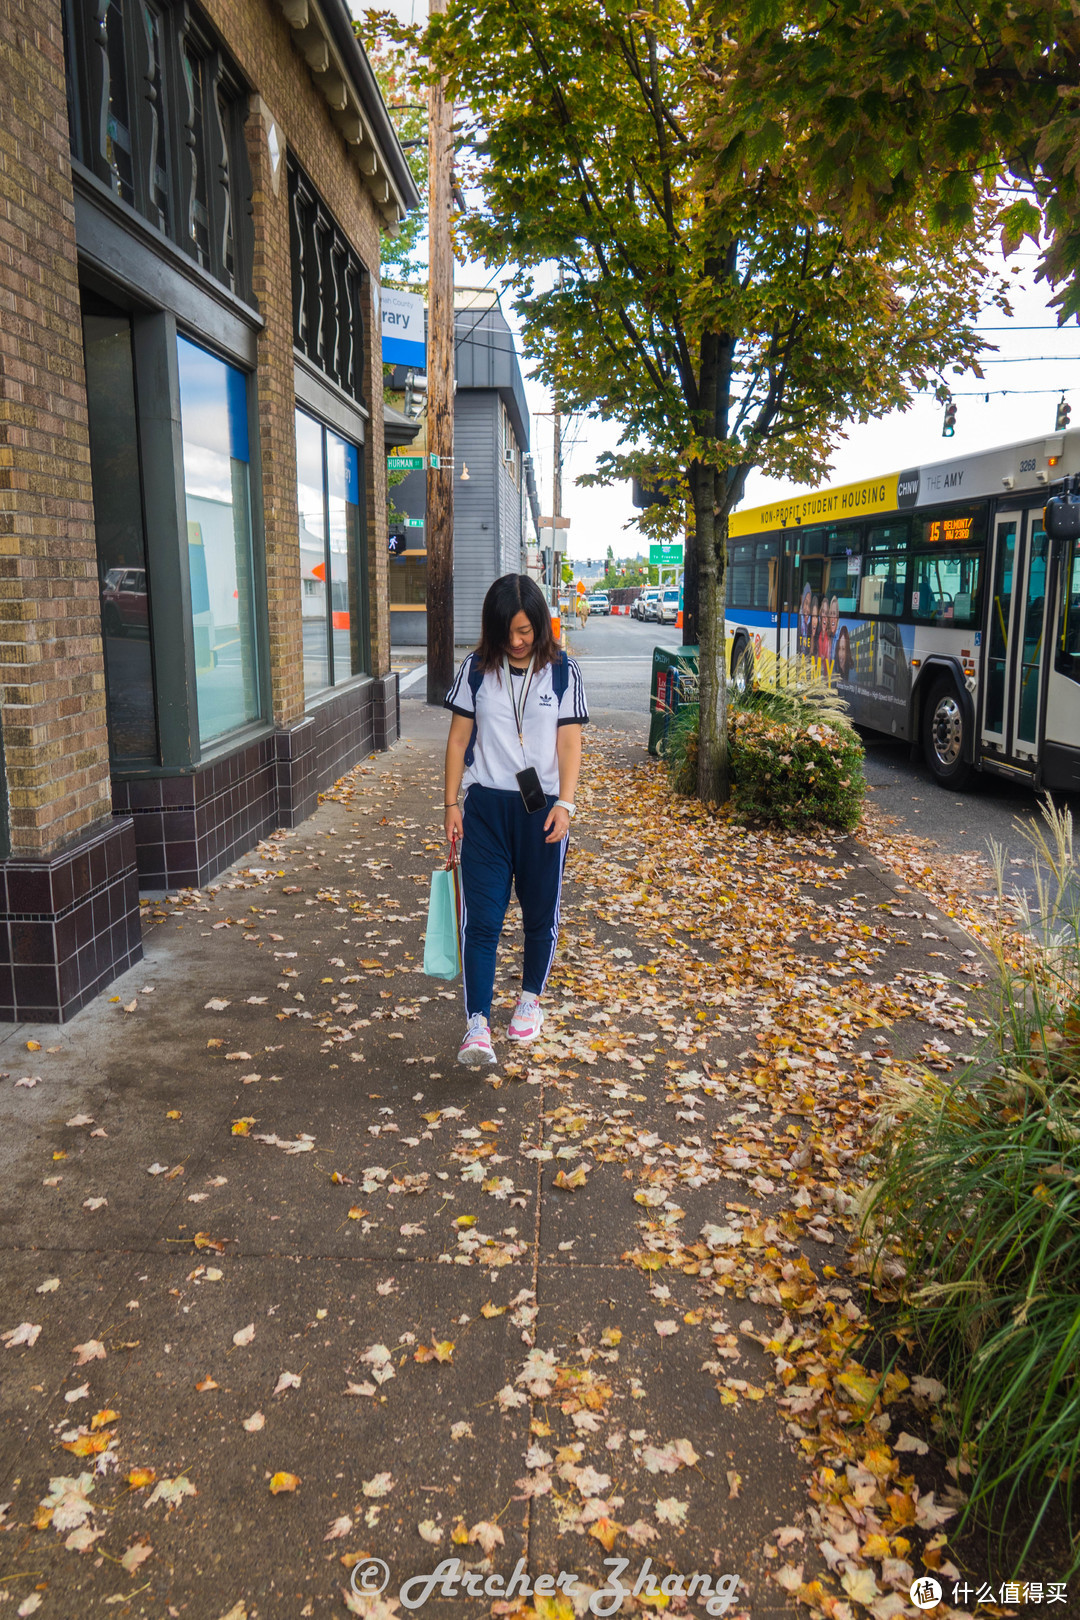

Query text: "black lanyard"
[503, 655, 536, 756]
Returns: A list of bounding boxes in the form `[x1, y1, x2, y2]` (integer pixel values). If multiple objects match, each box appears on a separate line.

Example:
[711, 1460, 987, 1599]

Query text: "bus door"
[981, 508, 1050, 770]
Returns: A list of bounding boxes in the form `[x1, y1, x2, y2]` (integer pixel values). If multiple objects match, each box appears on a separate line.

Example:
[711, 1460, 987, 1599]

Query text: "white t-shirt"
[446, 653, 589, 795]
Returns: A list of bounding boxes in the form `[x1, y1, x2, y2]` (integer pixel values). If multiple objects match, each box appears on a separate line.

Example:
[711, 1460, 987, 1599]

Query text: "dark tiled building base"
[0, 817, 142, 1022]
[0, 677, 398, 1023]
[115, 673, 400, 887]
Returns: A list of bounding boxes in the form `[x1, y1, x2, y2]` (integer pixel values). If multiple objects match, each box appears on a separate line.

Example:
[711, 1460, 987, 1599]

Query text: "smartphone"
[516, 767, 547, 815]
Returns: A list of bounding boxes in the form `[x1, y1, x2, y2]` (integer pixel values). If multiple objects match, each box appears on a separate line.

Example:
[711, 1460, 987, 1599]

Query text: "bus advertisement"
[724, 432, 1080, 793]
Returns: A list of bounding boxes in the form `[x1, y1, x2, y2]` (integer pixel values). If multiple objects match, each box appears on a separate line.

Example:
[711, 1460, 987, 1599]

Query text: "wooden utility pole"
[425, 0, 454, 705]
[548, 269, 564, 595]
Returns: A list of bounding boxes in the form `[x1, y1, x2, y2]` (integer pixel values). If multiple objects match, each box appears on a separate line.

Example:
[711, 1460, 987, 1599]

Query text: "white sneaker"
[458, 1012, 497, 1067]
[507, 993, 543, 1044]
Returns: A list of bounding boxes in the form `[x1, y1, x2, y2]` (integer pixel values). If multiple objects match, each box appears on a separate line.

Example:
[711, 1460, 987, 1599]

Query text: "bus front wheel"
[922, 677, 973, 790]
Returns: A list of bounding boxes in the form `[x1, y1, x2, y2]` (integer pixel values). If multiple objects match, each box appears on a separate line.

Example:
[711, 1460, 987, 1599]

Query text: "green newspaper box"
[647, 645, 699, 756]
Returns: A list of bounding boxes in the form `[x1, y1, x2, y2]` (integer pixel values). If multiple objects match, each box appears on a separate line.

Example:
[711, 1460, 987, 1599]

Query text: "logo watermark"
[352, 1555, 741, 1614]
[910, 1576, 1069, 1609]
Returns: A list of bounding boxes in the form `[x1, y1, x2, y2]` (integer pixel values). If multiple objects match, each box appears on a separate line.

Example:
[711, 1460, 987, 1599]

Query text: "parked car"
[587, 591, 610, 616]
[101, 566, 148, 636]
[632, 587, 660, 620]
[657, 587, 681, 624]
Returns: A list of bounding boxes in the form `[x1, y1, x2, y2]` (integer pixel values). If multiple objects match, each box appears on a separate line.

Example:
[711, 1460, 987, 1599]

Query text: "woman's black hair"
[475, 574, 557, 673]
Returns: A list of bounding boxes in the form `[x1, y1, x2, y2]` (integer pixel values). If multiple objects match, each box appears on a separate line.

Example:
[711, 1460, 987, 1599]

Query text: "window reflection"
[83, 308, 158, 761]
[177, 336, 260, 743]
[295, 409, 367, 695]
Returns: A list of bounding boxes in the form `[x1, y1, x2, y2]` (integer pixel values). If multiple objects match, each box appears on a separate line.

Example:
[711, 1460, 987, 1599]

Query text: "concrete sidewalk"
[0, 699, 987, 1620]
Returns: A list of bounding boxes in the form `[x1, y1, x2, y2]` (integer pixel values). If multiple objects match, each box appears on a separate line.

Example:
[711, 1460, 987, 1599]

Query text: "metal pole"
[425, 0, 454, 705]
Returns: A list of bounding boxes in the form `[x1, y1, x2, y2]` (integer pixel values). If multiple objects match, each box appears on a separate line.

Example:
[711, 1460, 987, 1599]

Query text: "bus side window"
[859, 554, 903, 617]
[1058, 541, 1080, 672]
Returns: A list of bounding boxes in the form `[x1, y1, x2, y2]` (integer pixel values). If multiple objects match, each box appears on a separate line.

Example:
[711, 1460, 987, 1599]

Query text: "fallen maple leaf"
[268, 1472, 300, 1495]
[273, 1371, 301, 1395]
[120, 1540, 153, 1574]
[232, 1323, 256, 1347]
[418, 1518, 442, 1544]
[62, 1432, 111, 1457]
[653, 1319, 679, 1338]
[641, 1439, 700, 1474]
[126, 1468, 156, 1489]
[654, 1497, 688, 1526]
[467, 1521, 504, 1558]
[37, 1278, 59, 1294]
[2, 1322, 41, 1349]
[553, 1166, 588, 1190]
[324, 1514, 353, 1540]
[361, 1471, 394, 1498]
[90, 1408, 118, 1430]
[195, 1376, 218, 1393]
[72, 1339, 106, 1365]
[144, 1475, 197, 1509]
[242, 1412, 265, 1432]
[414, 1339, 454, 1364]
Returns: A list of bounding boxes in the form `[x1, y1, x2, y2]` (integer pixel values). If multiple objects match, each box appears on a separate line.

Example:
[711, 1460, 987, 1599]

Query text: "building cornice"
[273, 0, 422, 232]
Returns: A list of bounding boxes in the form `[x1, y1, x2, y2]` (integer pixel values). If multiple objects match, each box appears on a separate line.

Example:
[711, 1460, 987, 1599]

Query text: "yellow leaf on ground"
[127, 1468, 157, 1489]
[553, 1166, 587, 1190]
[269, 1472, 300, 1494]
[90, 1409, 119, 1430]
[415, 1340, 454, 1363]
[63, 1432, 111, 1456]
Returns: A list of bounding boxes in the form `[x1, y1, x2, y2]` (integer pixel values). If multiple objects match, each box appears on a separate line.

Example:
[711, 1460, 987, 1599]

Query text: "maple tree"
[423, 0, 1003, 801]
[719, 0, 1080, 321]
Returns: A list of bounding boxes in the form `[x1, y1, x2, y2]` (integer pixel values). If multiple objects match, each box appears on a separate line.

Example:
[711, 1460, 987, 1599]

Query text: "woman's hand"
[543, 803, 570, 844]
[445, 804, 463, 845]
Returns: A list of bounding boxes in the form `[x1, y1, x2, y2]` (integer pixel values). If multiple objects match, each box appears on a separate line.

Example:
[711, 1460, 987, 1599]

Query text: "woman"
[797, 584, 812, 656]
[835, 624, 852, 682]
[444, 575, 589, 1067]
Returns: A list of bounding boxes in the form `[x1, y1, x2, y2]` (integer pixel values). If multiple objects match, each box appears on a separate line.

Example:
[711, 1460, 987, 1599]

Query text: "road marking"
[397, 663, 428, 692]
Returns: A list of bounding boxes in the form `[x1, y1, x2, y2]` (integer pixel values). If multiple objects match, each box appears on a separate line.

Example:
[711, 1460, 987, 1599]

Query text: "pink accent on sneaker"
[458, 1016, 497, 1067]
[507, 994, 543, 1044]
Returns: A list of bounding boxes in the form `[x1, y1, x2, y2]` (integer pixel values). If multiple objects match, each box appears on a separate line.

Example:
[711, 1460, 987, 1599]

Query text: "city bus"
[725, 431, 1080, 791]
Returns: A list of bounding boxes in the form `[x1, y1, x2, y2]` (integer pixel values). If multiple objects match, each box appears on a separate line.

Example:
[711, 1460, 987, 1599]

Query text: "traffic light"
[942, 398, 957, 438]
[1056, 396, 1072, 432]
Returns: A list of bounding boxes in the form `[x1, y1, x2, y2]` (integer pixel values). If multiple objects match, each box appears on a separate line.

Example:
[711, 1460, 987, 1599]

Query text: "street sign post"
[649, 544, 684, 566]
[388, 455, 424, 472]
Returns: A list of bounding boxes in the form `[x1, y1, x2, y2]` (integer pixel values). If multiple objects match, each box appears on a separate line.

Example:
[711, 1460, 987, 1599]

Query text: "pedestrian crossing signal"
[1056, 397, 1072, 432]
[942, 399, 957, 438]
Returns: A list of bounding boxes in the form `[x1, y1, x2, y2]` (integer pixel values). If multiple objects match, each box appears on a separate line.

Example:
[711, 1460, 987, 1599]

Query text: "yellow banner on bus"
[729, 473, 900, 538]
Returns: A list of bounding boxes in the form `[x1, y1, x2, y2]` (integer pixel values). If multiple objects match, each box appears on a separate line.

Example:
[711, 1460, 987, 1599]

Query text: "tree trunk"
[693, 459, 728, 804]
[681, 498, 698, 646]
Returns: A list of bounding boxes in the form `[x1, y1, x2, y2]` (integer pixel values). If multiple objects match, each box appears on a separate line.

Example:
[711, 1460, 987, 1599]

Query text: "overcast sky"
[359, 3, 1080, 563]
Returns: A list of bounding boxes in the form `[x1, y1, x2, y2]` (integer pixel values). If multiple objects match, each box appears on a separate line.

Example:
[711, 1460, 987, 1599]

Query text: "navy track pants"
[459, 785, 568, 1021]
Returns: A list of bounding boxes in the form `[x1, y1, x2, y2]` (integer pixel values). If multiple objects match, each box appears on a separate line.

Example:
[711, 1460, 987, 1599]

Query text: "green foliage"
[864, 802, 1080, 1573]
[661, 703, 700, 798]
[423, 0, 1006, 803]
[356, 22, 428, 278]
[721, 0, 1080, 321]
[729, 708, 865, 832]
[598, 561, 656, 590]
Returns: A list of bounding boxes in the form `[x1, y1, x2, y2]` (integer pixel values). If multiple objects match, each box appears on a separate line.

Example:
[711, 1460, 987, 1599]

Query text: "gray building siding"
[453, 391, 501, 644]
[389, 303, 532, 649]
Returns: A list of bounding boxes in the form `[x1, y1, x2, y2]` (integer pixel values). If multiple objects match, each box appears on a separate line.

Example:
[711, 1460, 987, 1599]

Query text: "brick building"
[0, 0, 420, 1019]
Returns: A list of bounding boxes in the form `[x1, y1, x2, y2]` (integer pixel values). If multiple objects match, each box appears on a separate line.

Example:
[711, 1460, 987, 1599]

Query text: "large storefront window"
[83, 303, 158, 762]
[295, 409, 368, 698]
[177, 336, 260, 743]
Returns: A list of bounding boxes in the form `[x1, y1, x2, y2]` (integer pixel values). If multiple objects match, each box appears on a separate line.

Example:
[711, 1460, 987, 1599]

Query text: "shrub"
[661, 702, 699, 797]
[729, 707, 865, 832]
[864, 801, 1080, 1574]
